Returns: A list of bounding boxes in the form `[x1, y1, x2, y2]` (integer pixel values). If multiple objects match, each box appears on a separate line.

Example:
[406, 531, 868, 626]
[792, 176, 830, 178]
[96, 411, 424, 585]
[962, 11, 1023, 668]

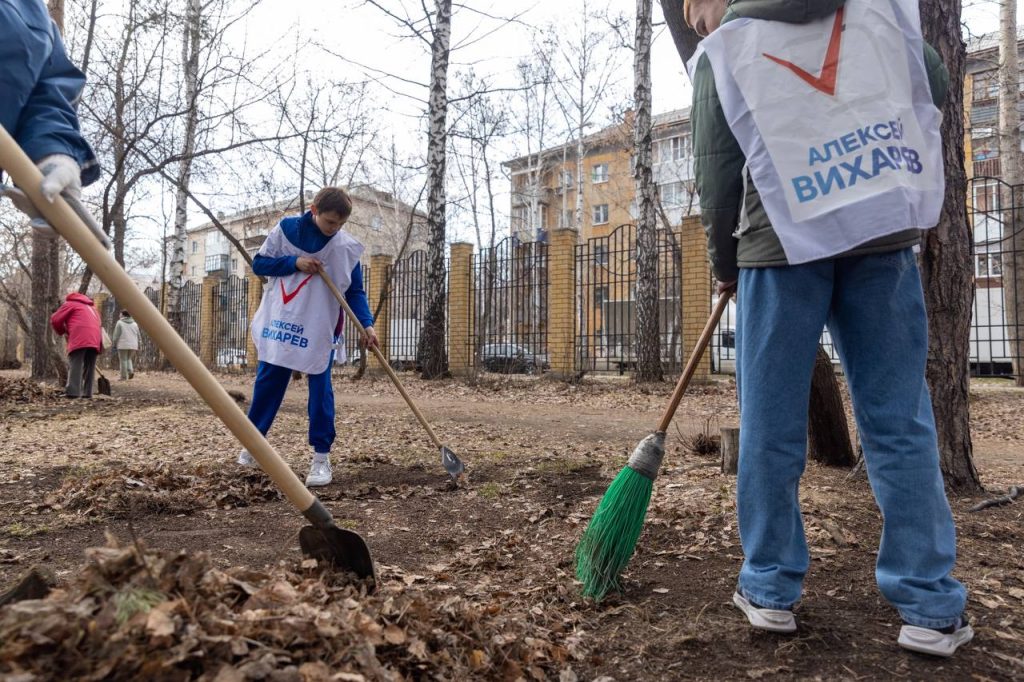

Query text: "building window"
[231, 258, 238, 272]
[977, 253, 1003, 277]
[592, 204, 609, 225]
[657, 134, 692, 163]
[973, 71, 998, 102]
[190, 266, 197, 276]
[560, 210, 573, 228]
[591, 163, 609, 184]
[594, 286, 608, 309]
[594, 244, 608, 265]
[974, 180, 1001, 213]
[561, 170, 574, 189]
[659, 181, 690, 207]
[371, 215, 383, 232]
[191, 240, 198, 254]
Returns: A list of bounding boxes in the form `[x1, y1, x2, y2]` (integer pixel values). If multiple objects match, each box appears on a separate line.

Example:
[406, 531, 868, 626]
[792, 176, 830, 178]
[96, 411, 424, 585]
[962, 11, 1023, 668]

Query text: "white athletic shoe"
[898, 618, 973, 657]
[237, 449, 257, 468]
[733, 591, 797, 633]
[306, 459, 332, 487]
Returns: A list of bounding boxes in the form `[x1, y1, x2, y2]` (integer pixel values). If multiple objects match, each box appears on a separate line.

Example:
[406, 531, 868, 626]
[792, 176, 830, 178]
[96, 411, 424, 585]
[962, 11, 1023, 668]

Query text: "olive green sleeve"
[692, 53, 743, 283]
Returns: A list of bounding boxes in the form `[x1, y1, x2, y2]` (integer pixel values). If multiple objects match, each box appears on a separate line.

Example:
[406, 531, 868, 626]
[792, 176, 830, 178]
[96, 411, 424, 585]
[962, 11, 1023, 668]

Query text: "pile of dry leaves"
[0, 534, 586, 681]
[45, 464, 283, 518]
[0, 377, 62, 407]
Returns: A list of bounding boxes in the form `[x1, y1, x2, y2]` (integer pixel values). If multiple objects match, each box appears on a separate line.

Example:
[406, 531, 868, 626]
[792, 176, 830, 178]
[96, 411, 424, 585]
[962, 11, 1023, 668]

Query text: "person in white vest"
[685, 0, 970, 657]
[237, 187, 378, 488]
[112, 309, 140, 380]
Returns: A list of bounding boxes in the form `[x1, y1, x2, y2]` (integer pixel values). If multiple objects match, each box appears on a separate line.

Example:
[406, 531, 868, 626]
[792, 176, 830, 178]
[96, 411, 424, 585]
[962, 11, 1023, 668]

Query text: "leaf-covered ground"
[0, 369, 1021, 680]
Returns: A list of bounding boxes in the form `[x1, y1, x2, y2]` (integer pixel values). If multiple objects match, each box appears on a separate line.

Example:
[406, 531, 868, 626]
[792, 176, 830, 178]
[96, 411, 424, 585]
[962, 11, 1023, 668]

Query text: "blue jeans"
[247, 357, 336, 454]
[735, 248, 966, 628]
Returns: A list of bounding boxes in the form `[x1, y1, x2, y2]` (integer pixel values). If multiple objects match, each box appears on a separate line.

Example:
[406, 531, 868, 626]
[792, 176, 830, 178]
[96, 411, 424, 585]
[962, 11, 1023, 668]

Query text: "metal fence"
[473, 236, 548, 373]
[968, 177, 1023, 378]
[575, 224, 685, 375]
[336, 263, 370, 369]
[98, 287, 163, 371]
[211, 276, 248, 370]
[177, 280, 203, 356]
[387, 251, 428, 370]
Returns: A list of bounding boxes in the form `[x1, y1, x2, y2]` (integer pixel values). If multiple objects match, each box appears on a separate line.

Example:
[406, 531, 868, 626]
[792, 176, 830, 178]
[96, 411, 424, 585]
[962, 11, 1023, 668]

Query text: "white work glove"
[37, 154, 82, 203]
[1, 155, 83, 240]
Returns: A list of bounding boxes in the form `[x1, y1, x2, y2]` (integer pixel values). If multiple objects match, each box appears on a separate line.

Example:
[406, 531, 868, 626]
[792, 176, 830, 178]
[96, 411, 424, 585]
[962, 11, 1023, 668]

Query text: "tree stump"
[721, 426, 740, 474]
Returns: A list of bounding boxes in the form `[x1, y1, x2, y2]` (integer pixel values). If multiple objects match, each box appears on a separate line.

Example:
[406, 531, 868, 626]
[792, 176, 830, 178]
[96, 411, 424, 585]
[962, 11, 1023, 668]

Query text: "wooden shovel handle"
[318, 271, 444, 451]
[0, 124, 318, 516]
[656, 292, 733, 433]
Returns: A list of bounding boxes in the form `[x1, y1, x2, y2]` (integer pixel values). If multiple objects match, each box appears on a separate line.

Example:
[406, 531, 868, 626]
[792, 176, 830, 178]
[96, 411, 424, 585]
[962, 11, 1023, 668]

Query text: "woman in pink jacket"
[50, 292, 102, 398]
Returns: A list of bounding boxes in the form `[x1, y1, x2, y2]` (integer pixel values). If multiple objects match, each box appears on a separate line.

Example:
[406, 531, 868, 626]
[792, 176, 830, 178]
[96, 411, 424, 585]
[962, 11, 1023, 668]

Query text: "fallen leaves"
[0, 534, 587, 680]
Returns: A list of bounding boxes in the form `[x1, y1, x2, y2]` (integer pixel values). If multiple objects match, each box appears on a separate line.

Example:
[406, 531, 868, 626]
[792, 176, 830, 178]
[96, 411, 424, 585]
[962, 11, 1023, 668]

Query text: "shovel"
[319, 271, 466, 481]
[0, 125, 375, 585]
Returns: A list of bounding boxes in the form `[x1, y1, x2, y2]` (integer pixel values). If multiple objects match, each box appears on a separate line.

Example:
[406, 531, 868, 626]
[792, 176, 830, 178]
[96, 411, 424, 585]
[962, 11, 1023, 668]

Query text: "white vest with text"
[250, 224, 364, 374]
[699, 0, 944, 264]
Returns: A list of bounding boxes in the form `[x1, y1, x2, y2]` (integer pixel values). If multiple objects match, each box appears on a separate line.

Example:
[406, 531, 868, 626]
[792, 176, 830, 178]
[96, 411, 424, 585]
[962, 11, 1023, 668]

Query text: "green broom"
[575, 294, 733, 600]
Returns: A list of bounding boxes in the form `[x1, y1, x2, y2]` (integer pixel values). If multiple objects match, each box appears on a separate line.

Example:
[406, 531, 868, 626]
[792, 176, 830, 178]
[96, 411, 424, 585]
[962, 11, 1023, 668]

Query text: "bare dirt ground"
[0, 367, 1021, 681]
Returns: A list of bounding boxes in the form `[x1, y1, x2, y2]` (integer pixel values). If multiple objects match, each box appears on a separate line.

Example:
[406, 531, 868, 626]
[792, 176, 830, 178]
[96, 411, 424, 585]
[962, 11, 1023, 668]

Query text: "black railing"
[388, 251, 428, 371]
[575, 224, 685, 375]
[212, 276, 248, 370]
[473, 236, 549, 374]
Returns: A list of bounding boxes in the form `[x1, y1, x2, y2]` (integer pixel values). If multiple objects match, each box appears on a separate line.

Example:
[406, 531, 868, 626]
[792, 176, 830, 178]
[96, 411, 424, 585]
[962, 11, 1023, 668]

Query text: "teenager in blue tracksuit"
[238, 187, 378, 487]
[1, 0, 99, 216]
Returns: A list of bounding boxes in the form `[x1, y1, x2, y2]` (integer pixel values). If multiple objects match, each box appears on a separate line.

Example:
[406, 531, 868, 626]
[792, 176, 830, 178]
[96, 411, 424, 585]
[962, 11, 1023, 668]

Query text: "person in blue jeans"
[686, 0, 970, 657]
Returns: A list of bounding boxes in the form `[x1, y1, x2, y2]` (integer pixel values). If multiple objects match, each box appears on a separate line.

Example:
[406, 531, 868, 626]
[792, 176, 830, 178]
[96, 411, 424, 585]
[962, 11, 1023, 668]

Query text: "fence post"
[368, 254, 393, 370]
[200, 276, 218, 367]
[246, 276, 262, 371]
[448, 242, 474, 377]
[548, 228, 578, 378]
[680, 217, 711, 382]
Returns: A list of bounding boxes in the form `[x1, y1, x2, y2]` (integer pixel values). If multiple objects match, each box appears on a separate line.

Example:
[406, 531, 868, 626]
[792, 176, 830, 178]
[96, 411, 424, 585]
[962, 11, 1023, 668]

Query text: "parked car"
[216, 348, 247, 369]
[480, 343, 549, 374]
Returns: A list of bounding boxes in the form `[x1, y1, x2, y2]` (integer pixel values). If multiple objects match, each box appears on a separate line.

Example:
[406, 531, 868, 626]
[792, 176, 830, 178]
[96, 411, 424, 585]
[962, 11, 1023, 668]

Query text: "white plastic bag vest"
[251, 224, 364, 374]
[700, 0, 944, 264]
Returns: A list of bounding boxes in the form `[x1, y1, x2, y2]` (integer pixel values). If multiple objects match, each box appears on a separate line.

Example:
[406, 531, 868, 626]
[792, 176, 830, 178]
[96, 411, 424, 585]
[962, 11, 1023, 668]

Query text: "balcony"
[205, 253, 229, 275]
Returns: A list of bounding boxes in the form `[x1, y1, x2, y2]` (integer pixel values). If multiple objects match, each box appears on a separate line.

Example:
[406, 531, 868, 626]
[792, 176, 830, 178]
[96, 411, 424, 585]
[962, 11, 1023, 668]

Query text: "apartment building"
[504, 108, 698, 244]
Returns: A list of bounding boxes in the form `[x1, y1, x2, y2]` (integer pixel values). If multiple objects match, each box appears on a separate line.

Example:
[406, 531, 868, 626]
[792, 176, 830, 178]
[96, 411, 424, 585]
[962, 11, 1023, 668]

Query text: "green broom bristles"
[575, 464, 655, 601]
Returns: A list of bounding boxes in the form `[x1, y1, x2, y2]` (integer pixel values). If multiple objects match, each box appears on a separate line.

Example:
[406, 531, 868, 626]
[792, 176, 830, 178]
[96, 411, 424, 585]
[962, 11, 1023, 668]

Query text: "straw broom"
[575, 294, 732, 600]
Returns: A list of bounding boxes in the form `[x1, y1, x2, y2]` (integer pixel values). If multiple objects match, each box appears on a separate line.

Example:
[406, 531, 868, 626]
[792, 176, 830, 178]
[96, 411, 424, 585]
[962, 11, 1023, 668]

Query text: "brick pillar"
[548, 228, 578, 378]
[369, 254, 393, 368]
[200, 276, 218, 367]
[448, 242, 474, 377]
[680, 217, 711, 381]
[246, 276, 263, 371]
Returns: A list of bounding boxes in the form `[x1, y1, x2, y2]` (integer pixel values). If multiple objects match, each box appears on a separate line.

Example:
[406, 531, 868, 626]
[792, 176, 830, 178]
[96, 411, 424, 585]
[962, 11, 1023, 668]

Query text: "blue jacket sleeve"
[1, 5, 99, 185]
[344, 263, 375, 328]
[252, 254, 299, 277]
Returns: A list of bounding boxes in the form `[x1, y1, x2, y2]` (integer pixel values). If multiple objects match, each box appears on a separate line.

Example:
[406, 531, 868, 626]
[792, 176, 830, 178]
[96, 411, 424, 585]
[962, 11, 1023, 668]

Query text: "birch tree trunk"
[167, 0, 202, 332]
[31, 0, 67, 383]
[920, 0, 982, 491]
[418, 0, 452, 379]
[633, 0, 661, 382]
[998, 0, 1024, 386]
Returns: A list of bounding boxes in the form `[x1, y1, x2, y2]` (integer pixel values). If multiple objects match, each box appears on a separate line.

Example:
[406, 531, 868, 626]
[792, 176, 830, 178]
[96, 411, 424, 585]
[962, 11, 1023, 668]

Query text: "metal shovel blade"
[298, 525, 376, 588]
[441, 446, 465, 479]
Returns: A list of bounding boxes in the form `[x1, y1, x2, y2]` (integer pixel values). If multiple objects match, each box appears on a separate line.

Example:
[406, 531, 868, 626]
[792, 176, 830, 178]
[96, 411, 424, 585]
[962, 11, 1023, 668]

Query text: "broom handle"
[318, 271, 445, 451]
[656, 292, 733, 433]
[0, 124, 319, 516]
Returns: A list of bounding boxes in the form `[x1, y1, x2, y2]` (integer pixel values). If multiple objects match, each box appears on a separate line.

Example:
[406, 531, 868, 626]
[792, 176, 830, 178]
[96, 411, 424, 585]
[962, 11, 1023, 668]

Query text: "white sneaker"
[306, 458, 332, 487]
[898, 618, 973, 657]
[237, 449, 257, 468]
[733, 591, 797, 633]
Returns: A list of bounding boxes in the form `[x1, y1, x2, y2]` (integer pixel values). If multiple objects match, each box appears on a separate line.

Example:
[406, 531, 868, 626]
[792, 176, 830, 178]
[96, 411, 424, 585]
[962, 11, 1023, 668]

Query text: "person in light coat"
[111, 309, 140, 380]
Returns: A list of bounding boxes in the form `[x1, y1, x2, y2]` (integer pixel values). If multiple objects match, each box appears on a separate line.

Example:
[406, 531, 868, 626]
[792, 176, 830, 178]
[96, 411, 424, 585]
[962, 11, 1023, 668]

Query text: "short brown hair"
[312, 187, 353, 220]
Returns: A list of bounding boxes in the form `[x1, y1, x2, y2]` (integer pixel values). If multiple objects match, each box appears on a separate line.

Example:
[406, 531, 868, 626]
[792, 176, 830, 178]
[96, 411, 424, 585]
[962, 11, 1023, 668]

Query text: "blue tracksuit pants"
[247, 358, 335, 454]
